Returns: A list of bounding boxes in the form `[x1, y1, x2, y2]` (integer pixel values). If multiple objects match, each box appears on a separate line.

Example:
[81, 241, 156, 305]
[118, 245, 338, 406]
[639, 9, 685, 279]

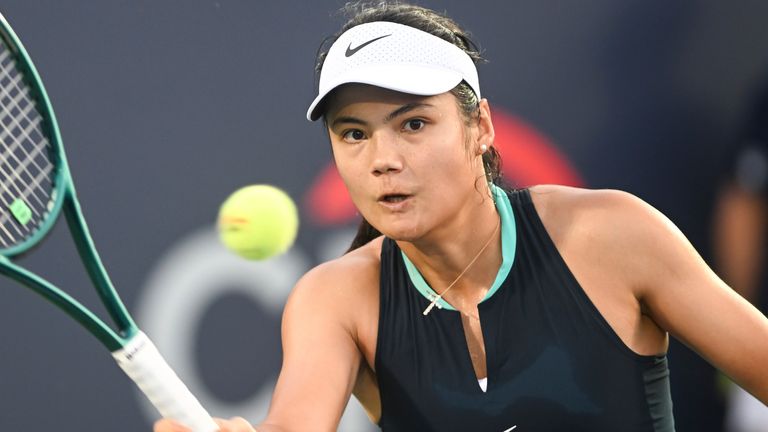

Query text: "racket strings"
[0, 40, 56, 249]
[0, 81, 49, 209]
[0, 49, 52, 207]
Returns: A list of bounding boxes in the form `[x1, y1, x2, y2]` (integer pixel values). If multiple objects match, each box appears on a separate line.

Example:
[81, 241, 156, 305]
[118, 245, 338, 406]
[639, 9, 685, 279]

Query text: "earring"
[479, 144, 488, 154]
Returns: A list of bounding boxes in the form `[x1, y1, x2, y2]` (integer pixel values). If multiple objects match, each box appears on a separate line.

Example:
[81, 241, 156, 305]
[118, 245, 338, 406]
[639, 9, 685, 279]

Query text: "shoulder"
[528, 184, 683, 289]
[528, 184, 653, 218]
[527, 184, 668, 239]
[284, 236, 384, 332]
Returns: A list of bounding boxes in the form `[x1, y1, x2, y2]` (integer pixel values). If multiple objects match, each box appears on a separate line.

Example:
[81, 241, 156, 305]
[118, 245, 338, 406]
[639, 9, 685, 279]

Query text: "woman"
[157, 2, 768, 431]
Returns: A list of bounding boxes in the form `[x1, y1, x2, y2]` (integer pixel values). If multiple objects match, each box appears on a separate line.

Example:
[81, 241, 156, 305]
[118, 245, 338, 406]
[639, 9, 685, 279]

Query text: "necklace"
[422, 217, 500, 316]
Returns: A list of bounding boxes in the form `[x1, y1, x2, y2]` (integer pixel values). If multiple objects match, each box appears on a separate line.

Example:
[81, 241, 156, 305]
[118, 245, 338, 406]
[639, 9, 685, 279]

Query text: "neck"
[398, 192, 502, 306]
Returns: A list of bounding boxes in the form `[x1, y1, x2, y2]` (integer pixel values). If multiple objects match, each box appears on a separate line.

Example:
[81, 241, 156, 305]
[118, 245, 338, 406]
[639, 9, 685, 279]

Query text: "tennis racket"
[0, 13, 218, 432]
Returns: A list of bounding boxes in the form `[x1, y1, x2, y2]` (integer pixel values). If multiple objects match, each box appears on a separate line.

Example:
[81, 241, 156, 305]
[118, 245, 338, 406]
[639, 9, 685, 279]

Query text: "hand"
[154, 417, 256, 432]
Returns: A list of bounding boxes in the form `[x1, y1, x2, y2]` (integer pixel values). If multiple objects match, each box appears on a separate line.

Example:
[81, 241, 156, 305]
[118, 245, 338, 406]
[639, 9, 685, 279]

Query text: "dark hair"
[314, 1, 505, 252]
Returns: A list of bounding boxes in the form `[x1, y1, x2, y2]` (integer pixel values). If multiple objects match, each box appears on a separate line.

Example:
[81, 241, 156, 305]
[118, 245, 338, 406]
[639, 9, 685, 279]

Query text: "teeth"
[385, 195, 406, 202]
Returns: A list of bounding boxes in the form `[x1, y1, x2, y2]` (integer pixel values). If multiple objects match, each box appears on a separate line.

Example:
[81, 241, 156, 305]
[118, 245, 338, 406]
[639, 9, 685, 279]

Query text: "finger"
[153, 418, 192, 432]
[213, 417, 256, 431]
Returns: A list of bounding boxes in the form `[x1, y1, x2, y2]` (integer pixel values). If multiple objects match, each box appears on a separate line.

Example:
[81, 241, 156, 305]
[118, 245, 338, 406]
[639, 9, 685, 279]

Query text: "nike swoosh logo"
[345, 34, 392, 57]
[502, 427, 517, 432]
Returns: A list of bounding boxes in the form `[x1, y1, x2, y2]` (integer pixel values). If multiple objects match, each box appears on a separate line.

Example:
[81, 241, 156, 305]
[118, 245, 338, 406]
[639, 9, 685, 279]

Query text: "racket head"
[0, 13, 71, 257]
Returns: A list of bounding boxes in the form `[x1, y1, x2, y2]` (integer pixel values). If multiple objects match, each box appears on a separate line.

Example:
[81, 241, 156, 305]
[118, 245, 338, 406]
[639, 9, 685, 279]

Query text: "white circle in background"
[135, 227, 376, 431]
[726, 384, 768, 432]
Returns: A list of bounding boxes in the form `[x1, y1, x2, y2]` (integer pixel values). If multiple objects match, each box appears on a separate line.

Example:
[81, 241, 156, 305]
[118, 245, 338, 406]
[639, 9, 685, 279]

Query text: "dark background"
[0, 1, 766, 430]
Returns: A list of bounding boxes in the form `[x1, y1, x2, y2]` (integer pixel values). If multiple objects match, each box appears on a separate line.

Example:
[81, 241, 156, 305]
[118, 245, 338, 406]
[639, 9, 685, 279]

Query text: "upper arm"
[259, 262, 365, 431]
[614, 192, 768, 403]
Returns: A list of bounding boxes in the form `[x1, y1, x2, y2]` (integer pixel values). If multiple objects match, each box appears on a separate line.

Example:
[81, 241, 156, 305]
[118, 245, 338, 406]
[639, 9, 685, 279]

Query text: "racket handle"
[112, 331, 219, 432]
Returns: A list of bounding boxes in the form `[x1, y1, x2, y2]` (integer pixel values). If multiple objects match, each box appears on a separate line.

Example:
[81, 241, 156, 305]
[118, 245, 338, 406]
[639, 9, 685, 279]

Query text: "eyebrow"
[330, 102, 434, 130]
[330, 116, 366, 130]
[384, 102, 433, 123]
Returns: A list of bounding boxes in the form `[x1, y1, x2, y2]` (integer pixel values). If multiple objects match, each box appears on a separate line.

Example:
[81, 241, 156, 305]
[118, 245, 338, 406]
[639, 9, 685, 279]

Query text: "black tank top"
[375, 188, 675, 431]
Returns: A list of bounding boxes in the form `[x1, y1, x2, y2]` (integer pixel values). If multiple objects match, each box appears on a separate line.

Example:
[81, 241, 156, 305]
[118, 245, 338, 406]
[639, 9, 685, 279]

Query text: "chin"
[375, 220, 426, 242]
[360, 202, 429, 241]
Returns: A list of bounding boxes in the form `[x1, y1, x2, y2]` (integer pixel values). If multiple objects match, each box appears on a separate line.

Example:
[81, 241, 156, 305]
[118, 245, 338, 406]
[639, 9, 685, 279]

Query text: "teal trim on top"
[483, 185, 516, 301]
[400, 184, 517, 311]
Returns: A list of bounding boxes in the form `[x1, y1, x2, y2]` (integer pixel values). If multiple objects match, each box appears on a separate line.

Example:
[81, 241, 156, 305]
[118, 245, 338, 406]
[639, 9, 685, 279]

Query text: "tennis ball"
[217, 185, 299, 260]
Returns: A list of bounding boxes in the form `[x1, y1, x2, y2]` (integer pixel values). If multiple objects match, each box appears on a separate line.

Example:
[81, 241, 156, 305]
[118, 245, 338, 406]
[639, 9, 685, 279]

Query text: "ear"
[475, 98, 495, 153]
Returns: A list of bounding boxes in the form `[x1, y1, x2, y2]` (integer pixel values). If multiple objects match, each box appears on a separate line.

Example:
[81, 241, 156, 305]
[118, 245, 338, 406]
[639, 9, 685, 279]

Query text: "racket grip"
[112, 331, 219, 432]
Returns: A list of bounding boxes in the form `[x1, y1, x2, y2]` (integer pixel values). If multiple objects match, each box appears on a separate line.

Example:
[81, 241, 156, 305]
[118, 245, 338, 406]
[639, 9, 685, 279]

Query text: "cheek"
[422, 145, 480, 205]
[427, 136, 474, 181]
[333, 153, 370, 207]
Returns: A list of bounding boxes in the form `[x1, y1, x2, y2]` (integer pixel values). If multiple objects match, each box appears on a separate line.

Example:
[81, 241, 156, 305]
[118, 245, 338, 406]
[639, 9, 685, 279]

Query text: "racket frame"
[0, 13, 136, 351]
[0, 13, 218, 431]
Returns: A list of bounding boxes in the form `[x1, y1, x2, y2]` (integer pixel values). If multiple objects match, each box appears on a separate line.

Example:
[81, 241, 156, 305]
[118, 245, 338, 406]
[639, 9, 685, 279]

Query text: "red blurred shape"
[491, 106, 583, 188]
[305, 164, 359, 225]
[304, 105, 584, 226]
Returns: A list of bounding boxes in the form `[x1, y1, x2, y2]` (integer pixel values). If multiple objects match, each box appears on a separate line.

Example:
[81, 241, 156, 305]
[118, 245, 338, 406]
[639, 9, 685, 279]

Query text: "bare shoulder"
[285, 236, 383, 333]
[293, 236, 382, 298]
[528, 184, 685, 291]
[528, 184, 653, 217]
[527, 184, 668, 245]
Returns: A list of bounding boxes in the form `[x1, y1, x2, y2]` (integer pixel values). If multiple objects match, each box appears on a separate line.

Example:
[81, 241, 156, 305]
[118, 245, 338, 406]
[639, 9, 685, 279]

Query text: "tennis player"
[156, 2, 768, 431]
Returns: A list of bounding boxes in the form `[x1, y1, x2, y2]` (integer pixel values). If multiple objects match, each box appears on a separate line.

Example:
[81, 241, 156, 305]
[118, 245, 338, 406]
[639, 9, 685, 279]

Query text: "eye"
[403, 119, 426, 132]
[342, 129, 366, 142]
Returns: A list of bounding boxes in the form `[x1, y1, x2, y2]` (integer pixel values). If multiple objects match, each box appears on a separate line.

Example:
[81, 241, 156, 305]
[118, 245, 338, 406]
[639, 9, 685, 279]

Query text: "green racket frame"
[0, 13, 133, 352]
[0, 13, 217, 431]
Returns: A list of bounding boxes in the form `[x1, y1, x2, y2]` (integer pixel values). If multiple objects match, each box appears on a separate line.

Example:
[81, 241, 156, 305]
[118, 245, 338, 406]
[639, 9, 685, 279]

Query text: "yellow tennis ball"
[217, 185, 299, 260]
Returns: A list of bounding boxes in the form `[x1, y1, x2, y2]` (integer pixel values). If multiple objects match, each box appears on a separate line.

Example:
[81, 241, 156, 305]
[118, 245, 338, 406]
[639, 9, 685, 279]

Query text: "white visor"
[306, 21, 481, 121]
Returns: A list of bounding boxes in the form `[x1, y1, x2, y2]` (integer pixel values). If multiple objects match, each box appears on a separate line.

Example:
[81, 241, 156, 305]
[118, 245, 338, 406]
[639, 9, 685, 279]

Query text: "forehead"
[323, 84, 455, 121]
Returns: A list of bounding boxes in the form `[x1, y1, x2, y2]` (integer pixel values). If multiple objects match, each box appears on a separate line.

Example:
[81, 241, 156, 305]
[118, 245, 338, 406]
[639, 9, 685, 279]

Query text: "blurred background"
[0, 0, 767, 430]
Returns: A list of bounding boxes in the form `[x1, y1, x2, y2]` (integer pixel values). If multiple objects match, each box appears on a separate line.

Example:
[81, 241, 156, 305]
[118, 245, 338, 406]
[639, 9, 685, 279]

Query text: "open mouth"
[379, 194, 411, 203]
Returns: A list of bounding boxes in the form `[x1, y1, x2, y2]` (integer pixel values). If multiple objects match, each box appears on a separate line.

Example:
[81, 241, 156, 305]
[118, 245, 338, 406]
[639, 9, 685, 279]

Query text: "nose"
[370, 133, 404, 176]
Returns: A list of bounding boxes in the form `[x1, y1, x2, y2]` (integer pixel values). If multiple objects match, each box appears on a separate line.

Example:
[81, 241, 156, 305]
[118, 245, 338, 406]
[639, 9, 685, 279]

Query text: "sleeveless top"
[374, 187, 675, 431]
